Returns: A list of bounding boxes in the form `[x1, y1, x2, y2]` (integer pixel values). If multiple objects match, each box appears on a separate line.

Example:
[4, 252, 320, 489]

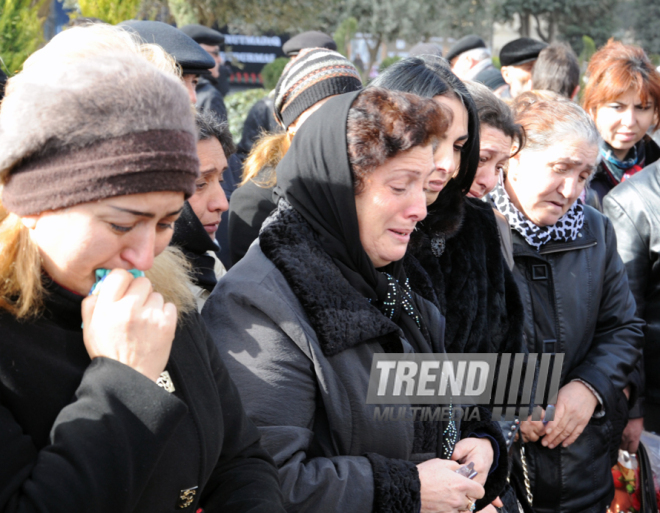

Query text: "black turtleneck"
[171, 201, 220, 292]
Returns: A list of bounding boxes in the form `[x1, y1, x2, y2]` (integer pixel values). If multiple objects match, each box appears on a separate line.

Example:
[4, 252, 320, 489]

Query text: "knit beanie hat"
[0, 52, 199, 216]
[274, 47, 362, 128]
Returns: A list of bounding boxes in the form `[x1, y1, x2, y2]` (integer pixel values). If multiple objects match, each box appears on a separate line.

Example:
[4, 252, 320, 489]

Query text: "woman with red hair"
[583, 39, 660, 210]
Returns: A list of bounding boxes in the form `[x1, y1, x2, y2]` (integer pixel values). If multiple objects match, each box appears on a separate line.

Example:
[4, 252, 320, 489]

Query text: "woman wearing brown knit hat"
[227, 47, 363, 265]
[0, 28, 284, 513]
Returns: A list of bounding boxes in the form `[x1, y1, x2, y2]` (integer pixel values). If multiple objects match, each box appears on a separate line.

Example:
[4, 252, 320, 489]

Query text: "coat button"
[177, 487, 198, 509]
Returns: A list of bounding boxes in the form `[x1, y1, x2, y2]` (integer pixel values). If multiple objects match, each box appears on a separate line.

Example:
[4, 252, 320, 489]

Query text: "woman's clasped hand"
[82, 269, 177, 383]
[418, 459, 483, 513]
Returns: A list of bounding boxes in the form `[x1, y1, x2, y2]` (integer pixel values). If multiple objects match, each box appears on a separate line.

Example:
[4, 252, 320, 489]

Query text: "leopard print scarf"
[491, 181, 584, 251]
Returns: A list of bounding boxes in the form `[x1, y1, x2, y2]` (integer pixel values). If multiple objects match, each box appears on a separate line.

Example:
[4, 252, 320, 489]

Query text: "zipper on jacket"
[538, 240, 597, 255]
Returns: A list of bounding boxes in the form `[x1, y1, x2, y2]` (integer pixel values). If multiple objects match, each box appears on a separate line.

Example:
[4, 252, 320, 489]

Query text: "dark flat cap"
[409, 42, 443, 58]
[179, 24, 224, 46]
[121, 20, 214, 75]
[445, 35, 486, 62]
[474, 66, 506, 90]
[282, 31, 336, 56]
[500, 37, 548, 67]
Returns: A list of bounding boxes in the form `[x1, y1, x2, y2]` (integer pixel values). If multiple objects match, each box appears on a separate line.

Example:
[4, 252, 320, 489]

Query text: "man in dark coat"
[180, 24, 229, 121]
[196, 74, 228, 122]
[448, 35, 490, 80]
[499, 37, 547, 98]
[121, 21, 216, 107]
[447, 35, 508, 97]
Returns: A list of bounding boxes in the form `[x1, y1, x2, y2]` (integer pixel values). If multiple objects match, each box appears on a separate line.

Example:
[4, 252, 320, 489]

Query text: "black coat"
[204, 202, 508, 513]
[405, 190, 526, 513]
[585, 136, 660, 212]
[508, 205, 644, 513]
[405, 190, 526, 356]
[237, 97, 281, 157]
[0, 280, 284, 513]
[604, 161, 660, 425]
[196, 75, 228, 123]
[227, 166, 276, 265]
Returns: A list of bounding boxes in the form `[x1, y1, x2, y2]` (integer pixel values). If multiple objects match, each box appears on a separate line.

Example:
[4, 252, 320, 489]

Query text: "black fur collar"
[259, 202, 401, 356]
[406, 197, 525, 355]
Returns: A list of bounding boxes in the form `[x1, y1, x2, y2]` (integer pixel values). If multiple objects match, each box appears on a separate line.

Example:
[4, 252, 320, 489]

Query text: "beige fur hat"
[0, 51, 199, 215]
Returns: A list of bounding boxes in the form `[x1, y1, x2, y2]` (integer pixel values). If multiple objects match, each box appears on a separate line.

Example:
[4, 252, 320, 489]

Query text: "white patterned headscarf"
[491, 178, 584, 251]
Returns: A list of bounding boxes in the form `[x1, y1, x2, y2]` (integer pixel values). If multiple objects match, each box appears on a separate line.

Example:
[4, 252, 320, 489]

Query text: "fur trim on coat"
[407, 196, 525, 355]
[259, 200, 403, 356]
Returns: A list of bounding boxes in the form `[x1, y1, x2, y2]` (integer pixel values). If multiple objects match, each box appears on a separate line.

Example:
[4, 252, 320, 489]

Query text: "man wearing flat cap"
[447, 34, 507, 96]
[447, 35, 487, 79]
[282, 31, 336, 57]
[180, 24, 231, 98]
[120, 20, 216, 106]
[499, 37, 548, 98]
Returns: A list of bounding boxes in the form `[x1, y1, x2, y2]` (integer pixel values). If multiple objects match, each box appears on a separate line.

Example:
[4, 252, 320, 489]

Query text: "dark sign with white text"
[221, 33, 289, 86]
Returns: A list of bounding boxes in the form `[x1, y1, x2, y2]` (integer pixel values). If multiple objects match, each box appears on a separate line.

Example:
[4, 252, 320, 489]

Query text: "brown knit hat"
[0, 51, 198, 216]
[274, 47, 362, 128]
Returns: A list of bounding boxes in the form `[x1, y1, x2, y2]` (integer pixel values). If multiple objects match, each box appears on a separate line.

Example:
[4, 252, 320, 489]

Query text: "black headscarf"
[274, 90, 430, 346]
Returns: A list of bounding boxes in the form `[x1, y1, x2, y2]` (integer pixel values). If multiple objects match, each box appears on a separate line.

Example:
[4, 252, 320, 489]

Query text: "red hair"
[583, 39, 660, 130]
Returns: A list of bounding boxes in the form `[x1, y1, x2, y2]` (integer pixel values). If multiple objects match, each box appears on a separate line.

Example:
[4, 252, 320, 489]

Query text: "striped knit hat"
[274, 47, 362, 128]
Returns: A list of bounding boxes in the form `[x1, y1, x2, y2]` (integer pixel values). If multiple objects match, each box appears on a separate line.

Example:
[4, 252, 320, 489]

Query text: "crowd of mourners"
[1, 18, 659, 513]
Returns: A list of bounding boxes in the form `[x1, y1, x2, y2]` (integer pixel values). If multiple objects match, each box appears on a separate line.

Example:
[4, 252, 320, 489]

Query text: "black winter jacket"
[585, 136, 660, 212]
[204, 203, 508, 513]
[508, 205, 644, 513]
[237, 97, 280, 157]
[196, 74, 228, 123]
[604, 162, 660, 421]
[0, 280, 284, 513]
